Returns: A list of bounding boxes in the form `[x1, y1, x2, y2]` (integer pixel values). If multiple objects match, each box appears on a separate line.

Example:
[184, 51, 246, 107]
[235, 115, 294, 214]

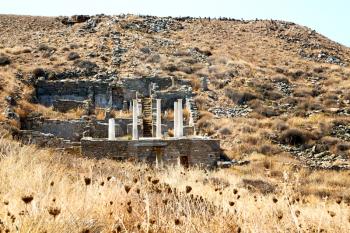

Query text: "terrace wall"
[81, 138, 220, 167]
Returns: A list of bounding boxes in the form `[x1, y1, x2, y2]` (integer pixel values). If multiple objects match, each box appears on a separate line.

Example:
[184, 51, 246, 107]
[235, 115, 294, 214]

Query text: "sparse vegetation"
[0, 53, 11, 66]
[0, 13, 350, 232]
[0, 137, 349, 232]
[225, 87, 257, 105]
[280, 128, 311, 145]
[67, 52, 80, 61]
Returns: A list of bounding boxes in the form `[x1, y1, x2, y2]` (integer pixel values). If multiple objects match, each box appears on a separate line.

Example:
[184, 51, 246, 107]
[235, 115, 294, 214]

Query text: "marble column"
[132, 99, 138, 140]
[156, 99, 162, 138]
[108, 118, 115, 140]
[129, 101, 133, 112]
[178, 99, 183, 137]
[174, 101, 178, 138]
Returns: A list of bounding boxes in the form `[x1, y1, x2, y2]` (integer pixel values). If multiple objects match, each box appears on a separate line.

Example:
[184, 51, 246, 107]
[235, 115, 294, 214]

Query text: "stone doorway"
[155, 147, 164, 168]
[179, 155, 189, 168]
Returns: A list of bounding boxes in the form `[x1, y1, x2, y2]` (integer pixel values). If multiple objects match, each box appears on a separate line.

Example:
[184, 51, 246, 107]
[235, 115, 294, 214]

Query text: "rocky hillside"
[0, 14, 350, 169]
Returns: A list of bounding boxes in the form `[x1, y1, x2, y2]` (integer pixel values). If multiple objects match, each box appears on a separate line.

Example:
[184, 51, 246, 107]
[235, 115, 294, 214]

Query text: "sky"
[1, 0, 349, 47]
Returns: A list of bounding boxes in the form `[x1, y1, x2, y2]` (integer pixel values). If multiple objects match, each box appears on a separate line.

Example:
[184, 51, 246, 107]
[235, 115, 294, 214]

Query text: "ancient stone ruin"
[19, 76, 220, 167]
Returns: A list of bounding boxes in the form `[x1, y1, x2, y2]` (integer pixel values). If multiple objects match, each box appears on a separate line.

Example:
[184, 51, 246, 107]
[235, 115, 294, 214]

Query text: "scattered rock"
[299, 50, 345, 66]
[273, 80, 293, 96]
[110, 31, 127, 66]
[4, 107, 19, 120]
[217, 160, 250, 168]
[60, 15, 90, 25]
[122, 17, 183, 33]
[209, 106, 252, 118]
[331, 124, 350, 141]
[279, 143, 350, 170]
[79, 17, 101, 33]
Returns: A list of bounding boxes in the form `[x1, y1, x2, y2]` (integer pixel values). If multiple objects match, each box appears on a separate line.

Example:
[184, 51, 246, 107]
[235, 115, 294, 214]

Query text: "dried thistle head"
[127, 206, 132, 214]
[152, 179, 159, 185]
[21, 195, 33, 204]
[174, 218, 181, 225]
[48, 206, 61, 218]
[124, 185, 131, 193]
[277, 211, 283, 220]
[186, 186, 192, 194]
[84, 177, 91, 186]
[328, 210, 336, 217]
[336, 197, 342, 204]
[149, 218, 156, 225]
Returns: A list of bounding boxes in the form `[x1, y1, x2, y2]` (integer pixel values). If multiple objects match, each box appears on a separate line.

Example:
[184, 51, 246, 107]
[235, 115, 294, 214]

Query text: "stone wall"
[19, 130, 80, 149]
[53, 99, 91, 113]
[36, 79, 110, 107]
[22, 118, 87, 141]
[81, 138, 220, 167]
[154, 88, 193, 110]
[91, 121, 125, 138]
[35, 77, 193, 110]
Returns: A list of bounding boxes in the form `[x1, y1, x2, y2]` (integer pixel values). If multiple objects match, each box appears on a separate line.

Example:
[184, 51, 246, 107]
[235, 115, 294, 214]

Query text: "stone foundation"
[19, 130, 80, 149]
[53, 99, 91, 113]
[81, 137, 220, 167]
[91, 122, 124, 138]
[22, 118, 87, 141]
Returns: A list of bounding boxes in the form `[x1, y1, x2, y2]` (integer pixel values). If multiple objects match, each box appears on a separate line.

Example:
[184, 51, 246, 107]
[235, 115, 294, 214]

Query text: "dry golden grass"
[112, 109, 132, 119]
[165, 109, 174, 121]
[0, 137, 349, 232]
[16, 101, 84, 120]
[95, 108, 106, 120]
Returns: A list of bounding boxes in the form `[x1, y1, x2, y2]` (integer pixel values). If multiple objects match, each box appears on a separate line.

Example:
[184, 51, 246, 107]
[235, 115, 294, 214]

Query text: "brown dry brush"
[0, 137, 349, 232]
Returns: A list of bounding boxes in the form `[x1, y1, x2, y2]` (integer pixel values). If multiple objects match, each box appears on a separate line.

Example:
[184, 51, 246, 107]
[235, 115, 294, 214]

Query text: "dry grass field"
[0, 136, 349, 233]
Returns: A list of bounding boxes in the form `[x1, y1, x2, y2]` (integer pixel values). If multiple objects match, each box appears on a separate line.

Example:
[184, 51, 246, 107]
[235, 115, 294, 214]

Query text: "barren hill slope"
[0, 14, 350, 233]
[0, 14, 350, 168]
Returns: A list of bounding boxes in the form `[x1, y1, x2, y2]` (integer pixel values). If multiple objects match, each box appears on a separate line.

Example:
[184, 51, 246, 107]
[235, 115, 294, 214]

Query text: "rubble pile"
[122, 17, 183, 33]
[299, 50, 345, 66]
[111, 31, 127, 66]
[280, 144, 350, 170]
[209, 106, 252, 118]
[273, 81, 293, 96]
[331, 124, 350, 141]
